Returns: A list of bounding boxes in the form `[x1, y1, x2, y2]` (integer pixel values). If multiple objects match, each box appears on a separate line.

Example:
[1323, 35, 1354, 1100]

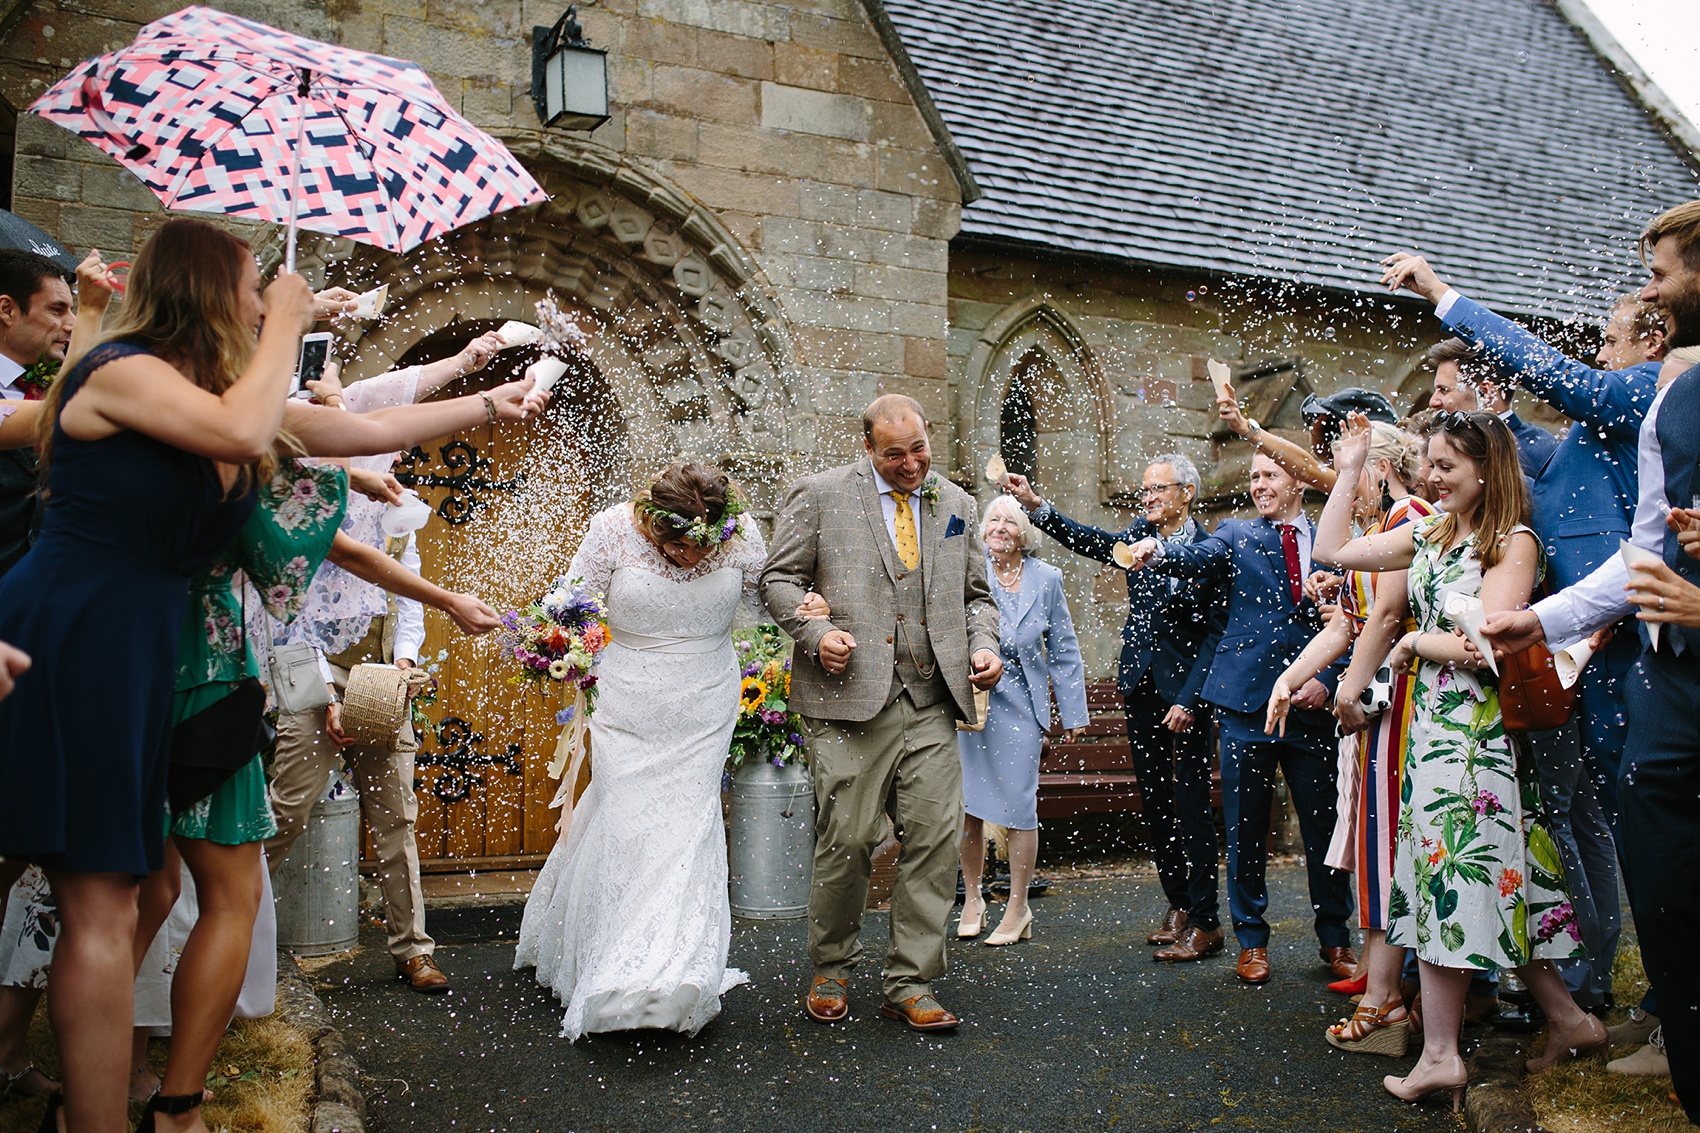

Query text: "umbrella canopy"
[27, 5, 546, 259]
[0, 208, 79, 272]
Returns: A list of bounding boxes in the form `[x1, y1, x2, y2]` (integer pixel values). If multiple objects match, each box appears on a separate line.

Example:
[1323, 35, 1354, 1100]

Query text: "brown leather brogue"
[1146, 908, 1188, 946]
[878, 993, 960, 1032]
[397, 954, 451, 994]
[1153, 925, 1225, 962]
[805, 976, 848, 1023]
[1236, 947, 1270, 984]
[1320, 945, 1360, 981]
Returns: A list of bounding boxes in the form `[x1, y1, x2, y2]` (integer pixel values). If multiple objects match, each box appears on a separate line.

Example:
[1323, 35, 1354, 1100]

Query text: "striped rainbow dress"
[1341, 494, 1436, 930]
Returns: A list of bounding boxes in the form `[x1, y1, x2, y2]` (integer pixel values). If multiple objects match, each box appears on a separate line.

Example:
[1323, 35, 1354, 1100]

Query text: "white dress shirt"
[393, 535, 426, 665]
[1532, 380, 1673, 647]
[871, 466, 922, 558]
[0, 355, 27, 401]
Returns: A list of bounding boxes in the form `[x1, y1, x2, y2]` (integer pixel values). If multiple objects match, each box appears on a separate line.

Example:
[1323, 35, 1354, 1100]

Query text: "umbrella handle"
[283, 68, 311, 275]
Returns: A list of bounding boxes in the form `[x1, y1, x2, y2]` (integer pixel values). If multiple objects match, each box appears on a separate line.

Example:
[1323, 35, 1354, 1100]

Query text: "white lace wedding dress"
[515, 503, 764, 1040]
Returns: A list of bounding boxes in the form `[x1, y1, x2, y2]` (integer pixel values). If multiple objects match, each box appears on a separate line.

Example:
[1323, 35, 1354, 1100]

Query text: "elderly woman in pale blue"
[957, 494, 1089, 946]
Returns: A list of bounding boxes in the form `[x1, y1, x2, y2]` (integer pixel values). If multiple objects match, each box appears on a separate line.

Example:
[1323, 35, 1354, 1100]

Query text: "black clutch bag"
[169, 676, 272, 813]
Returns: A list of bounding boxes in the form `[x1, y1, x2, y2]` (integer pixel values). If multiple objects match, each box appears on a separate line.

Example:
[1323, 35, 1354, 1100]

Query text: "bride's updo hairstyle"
[634, 462, 743, 547]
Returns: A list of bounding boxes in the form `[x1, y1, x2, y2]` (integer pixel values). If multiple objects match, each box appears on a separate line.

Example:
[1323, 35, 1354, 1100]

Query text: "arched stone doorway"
[294, 149, 796, 867]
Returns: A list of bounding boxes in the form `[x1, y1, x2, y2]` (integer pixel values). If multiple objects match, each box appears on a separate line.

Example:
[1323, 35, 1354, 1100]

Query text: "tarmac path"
[310, 865, 1470, 1133]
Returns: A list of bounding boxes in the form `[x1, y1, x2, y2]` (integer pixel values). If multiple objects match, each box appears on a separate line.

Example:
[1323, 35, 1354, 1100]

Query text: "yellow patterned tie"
[890, 490, 920, 570]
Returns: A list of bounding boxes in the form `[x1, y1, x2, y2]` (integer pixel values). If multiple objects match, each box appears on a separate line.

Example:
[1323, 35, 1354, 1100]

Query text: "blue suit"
[1442, 294, 1658, 1007]
[1029, 503, 1225, 929]
[1152, 517, 1353, 950]
[1503, 411, 1558, 478]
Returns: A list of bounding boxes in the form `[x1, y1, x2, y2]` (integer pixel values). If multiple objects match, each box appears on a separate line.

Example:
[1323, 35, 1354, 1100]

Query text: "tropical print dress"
[1384, 516, 1582, 970]
[170, 459, 348, 843]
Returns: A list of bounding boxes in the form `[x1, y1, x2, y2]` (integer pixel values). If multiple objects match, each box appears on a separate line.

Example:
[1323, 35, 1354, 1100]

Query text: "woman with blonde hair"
[1314, 411, 1599, 1111]
[954, 494, 1088, 946]
[1266, 421, 1434, 1054]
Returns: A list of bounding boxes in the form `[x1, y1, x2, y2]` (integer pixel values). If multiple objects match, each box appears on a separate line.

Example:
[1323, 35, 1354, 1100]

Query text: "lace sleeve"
[729, 516, 770, 626]
[567, 506, 621, 600]
[342, 366, 421, 412]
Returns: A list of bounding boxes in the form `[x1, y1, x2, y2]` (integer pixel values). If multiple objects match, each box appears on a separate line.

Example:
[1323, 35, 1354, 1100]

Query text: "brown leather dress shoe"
[1237, 948, 1270, 984]
[878, 994, 960, 1032]
[1147, 908, 1188, 946]
[397, 954, 450, 994]
[1154, 925, 1225, 962]
[805, 976, 848, 1023]
[1320, 945, 1360, 981]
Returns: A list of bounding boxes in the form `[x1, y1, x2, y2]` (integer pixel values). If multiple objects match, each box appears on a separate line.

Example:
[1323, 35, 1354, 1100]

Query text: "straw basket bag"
[340, 663, 427, 748]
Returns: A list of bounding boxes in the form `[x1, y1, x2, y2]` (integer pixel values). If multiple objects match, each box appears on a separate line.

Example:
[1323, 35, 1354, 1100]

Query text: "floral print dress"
[1384, 516, 1582, 970]
[170, 459, 348, 843]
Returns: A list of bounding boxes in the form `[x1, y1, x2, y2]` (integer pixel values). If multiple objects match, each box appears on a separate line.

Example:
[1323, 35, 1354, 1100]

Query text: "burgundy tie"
[1278, 523, 1303, 605]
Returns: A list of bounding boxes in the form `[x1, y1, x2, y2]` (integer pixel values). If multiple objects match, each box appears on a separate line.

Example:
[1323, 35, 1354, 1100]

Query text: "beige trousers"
[263, 663, 433, 963]
[804, 691, 963, 1003]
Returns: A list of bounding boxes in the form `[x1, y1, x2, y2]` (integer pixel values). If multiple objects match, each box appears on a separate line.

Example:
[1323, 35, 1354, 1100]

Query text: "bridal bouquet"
[498, 577, 609, 833]
[727, 624, 806, 775]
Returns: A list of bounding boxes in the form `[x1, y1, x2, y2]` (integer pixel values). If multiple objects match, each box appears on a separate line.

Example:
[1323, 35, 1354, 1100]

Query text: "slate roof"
[877, 0, 1700, 318]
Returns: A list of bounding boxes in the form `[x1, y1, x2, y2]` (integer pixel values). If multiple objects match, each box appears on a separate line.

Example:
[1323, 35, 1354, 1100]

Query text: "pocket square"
[944, 515, 965, 538]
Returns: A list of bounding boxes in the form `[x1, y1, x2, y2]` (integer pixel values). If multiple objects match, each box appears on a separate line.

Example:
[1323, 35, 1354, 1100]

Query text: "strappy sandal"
[136, 1090, 202, 1133]
[1325, 1000, 1411, 1057]
[1, 1062, 58, 1099]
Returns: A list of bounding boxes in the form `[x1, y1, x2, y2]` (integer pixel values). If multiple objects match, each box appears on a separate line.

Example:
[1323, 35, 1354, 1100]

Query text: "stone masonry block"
[904, 336, 948, 379]
[623, 16, 696, 68]
[460, 80, 516, 127]
[636, 0, 789, 43]
[759, 216, 826, 256]
[854, 188, 914, 232]
[877, 148, 952, 201]
[58, 204, 136, 255]
[427, 0, 523, 36]
[650, 65, 760, 125]
[838, 55, 909, 103]
[798, 182, 858, 224]
[856, 263, 944, 306]
[8, 197, 59, 241]
[14, 115, 66, 159]
[867, 101, 936, 151]
[781, 287, 896, 334]
[774, 43, 840, 93]
[696, 124, 875, 187]
[663, 163, 800, 220]
[381, 16, 525, 82]
[761, 82, 867, 142]
[787, 11, 885, 59]
[780, 253, 856, 293]
[14, 155, 81, 203]
[912, 197, 963, 240]
[626, 110, 700, 162]
[793, 325, 903, 374]
[79, 163, 160, 211]
[693, 29, 774, 82]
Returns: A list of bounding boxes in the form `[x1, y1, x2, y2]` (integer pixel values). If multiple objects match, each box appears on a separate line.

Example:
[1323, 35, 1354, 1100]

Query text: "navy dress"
[0, 341, 256, 875]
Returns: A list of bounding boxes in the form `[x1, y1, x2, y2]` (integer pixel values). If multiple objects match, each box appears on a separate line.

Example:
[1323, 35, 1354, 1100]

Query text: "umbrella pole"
[284, 68, 311, 274]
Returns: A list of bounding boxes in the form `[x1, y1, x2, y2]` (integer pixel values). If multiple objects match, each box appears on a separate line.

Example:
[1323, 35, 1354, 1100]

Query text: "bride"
[515, 463, 769, 1040]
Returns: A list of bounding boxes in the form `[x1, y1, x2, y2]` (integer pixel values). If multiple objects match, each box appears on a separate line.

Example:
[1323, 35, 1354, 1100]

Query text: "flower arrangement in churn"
[497, 577, 609, 832]
[727, 624, 806, 782]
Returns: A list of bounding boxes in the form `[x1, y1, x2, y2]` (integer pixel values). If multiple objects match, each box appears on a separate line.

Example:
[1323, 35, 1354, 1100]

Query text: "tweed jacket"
[760, 458, 1000, 724]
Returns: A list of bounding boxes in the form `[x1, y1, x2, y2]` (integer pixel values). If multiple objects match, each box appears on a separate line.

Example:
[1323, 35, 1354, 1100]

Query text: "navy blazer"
[1503, 412, 1558, 479]
[1028, 504, 1225, 709]
[1442, 295, 1658, 589]
[1151, 517, 1336, 717]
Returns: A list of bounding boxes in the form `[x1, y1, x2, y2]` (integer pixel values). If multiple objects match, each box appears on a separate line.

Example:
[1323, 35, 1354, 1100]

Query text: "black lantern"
[531, 7, 609, 131]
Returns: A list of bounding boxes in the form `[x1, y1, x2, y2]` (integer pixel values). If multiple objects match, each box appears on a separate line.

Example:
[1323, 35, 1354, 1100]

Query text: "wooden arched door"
[371, 322, 627, 868]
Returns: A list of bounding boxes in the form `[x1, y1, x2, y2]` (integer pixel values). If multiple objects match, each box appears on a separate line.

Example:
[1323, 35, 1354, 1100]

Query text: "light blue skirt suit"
[957, 554, 1090, 830]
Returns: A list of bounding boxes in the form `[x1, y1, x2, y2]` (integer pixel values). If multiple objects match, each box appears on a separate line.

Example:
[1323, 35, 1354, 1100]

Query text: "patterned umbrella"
[28, 6, 546, 269]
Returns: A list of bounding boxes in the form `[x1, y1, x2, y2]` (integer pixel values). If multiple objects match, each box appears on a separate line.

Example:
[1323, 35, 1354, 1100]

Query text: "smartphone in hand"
[294, 332, 333, 394]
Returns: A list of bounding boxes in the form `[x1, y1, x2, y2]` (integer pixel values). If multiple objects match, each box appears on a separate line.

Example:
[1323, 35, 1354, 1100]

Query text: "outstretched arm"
[285, 379, 547, 457]
[1005, 473, 1147, 563]
[326, 531, 498, 634]
[1217, 384, 1337, 492]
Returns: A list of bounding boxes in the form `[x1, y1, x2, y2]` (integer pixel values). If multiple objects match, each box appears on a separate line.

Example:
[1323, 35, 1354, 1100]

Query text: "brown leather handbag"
[1496, 642, 1575, 732]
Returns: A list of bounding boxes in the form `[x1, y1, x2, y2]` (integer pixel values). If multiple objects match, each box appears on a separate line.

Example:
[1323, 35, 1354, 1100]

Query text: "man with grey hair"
[1005, 456, 1228, 962]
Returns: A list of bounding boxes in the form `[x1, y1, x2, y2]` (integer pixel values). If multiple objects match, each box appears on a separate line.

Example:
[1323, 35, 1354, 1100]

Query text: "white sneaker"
[1607, 1027, 1669, 1077]
[1607, 1008, 1660, 1048]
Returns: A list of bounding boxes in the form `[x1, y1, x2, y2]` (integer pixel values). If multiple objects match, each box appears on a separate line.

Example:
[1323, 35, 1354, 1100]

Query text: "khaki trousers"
[263, 664, 433, 963]
[804, 691, 962, 1003]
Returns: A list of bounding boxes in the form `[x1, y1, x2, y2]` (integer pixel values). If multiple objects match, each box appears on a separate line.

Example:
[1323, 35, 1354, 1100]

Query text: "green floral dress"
[170, 460, 348, 844]
[1385, 516, 1582, 970]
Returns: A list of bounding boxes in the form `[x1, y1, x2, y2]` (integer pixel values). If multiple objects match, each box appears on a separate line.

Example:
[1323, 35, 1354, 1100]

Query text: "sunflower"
[740, 676, 769, 711]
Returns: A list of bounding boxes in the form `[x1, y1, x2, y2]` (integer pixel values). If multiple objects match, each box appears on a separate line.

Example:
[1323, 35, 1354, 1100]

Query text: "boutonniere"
[16, 358, 58, 398]
[918, 474, 941, 516]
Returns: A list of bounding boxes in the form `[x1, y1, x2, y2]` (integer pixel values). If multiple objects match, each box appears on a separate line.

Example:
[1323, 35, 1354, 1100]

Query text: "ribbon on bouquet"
[546, 684, 591, 839]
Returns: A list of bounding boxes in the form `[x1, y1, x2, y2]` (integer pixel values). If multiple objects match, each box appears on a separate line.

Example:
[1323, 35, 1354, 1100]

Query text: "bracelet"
[479, 391, 497, 424]
[1244, 417, 1261, 437]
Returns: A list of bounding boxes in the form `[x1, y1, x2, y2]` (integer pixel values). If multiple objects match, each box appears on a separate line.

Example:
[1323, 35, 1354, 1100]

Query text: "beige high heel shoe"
[1382, 1055, 1467, 1112]
[957, 902, 986, 939]
[985, 910, 1033, 946]
[1526, 1014, 1609, 1072]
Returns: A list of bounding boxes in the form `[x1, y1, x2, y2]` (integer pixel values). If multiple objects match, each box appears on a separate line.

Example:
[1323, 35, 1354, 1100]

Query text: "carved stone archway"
[288, 140, 800, 513]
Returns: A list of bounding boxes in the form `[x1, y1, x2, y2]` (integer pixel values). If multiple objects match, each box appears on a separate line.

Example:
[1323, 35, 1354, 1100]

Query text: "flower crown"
[640, 493, 746, 548]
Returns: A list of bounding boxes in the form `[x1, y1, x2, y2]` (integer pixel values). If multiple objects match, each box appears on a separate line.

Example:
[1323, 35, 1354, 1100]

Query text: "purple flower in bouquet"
[789, 732, 803, 746]
[771, 755, 785, 767]
[556, 707, 576, 726]
[760, 708, 786, 726]
[742, 662, 762, 678]
[721, 517, 739, 542]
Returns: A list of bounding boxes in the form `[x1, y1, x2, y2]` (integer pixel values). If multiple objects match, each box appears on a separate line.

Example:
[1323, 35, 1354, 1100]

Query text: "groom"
[762, 394, 1002, 1031]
